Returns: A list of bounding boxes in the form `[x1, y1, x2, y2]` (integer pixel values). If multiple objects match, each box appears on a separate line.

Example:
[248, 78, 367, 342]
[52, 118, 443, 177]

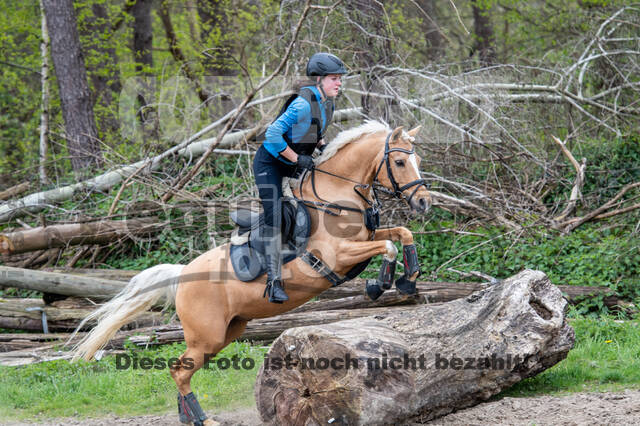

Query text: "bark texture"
[132, 0, 153, 73]
[0, 298, 162, 332]
[41, 0, 102, 173]
[254, 269, 575, 425]
[0, 266, 126, 299]
[79, 2, 122, 140]
[471, 0, 496, 64]
[0, 218, 163, 254]
[417, 0, 445, 60]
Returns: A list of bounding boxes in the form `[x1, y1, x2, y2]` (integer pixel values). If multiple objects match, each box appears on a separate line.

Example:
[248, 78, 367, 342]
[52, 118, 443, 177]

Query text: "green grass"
[1, 317, 639, 421]
[501, 316, 640, 397]
[0, 341, 267, 422]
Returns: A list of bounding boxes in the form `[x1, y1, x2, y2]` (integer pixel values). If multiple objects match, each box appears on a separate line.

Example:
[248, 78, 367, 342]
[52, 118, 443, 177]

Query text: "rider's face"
[320, 74, 342, 97]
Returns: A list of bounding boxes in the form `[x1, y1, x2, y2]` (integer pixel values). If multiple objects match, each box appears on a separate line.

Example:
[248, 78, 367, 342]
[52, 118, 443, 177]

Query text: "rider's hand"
[296, 155, 314, 171]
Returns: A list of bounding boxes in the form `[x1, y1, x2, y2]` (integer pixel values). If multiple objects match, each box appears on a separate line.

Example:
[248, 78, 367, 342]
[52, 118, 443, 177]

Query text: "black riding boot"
[264, 226, 289, 304]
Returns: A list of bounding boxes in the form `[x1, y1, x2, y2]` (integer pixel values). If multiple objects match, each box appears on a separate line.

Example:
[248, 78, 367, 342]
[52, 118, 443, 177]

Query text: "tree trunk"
[41, 0, 102, 173]
[132, 0, 153, 74]
[416, 0, 445, 61]
[471, 0, 496, 64]
[0, 218, 164, 254]
[0, 182, 30, 201]
[39, 0, 50, 185]
[0, 297, 162, 332]
[79, 2, 122, 141]
[254, 270, 575, 425]
[101, 306, 427, 349]
[197, 0, 236, 76]
[158, 0, 209, 103]
[0, 266, 126, 299]
[131, 0, 156, 132]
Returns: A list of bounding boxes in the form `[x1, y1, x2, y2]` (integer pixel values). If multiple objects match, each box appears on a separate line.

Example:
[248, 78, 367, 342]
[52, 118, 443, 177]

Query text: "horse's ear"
[390, 126, 404, 144]
[407, 126, 422, 138]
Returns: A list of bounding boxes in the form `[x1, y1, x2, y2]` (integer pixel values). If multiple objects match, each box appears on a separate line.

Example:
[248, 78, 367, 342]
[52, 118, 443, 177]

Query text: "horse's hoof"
[395, 274, 416, 295]
[365, 279, 385, 301]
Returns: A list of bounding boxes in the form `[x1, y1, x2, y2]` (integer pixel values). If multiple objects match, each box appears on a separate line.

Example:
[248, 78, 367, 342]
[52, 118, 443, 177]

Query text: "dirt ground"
[4, 389, 639, 425]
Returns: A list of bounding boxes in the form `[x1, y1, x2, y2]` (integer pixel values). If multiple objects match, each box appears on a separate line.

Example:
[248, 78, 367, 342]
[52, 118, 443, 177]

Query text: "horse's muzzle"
[410, 196, 431, 213]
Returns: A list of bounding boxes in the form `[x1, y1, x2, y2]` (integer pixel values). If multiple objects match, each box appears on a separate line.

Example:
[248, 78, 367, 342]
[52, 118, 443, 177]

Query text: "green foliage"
[362, 219, 640, 317]
[0, 1, 42, 180]
[502, 316, 640, 396]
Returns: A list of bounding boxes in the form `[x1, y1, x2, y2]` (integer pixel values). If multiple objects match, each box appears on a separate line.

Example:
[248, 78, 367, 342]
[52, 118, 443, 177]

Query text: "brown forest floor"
[3, 389, 639, 425]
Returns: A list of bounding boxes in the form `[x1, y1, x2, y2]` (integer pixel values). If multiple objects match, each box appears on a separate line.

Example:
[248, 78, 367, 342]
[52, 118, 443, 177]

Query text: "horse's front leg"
[336, 238, 398, 300]
[373, 227, 421, 294]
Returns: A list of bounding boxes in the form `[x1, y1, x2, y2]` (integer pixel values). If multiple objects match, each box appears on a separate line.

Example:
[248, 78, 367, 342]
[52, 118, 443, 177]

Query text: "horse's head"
[374, 126, 432, 213]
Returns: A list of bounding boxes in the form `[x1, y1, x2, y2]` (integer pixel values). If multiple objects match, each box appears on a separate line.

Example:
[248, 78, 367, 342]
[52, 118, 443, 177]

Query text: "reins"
[293, 131, 429, 227]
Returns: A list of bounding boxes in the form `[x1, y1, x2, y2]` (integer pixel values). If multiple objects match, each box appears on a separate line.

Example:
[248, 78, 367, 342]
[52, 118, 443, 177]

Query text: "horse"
[69, 120, 432, 425]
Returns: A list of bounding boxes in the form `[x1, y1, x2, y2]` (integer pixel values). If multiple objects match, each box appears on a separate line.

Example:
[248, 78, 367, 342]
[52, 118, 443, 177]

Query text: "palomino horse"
[70, 120, 431, 425]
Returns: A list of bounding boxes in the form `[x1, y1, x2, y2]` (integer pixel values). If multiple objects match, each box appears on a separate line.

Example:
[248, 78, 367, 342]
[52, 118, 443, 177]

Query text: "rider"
[253, 52, 347, 303]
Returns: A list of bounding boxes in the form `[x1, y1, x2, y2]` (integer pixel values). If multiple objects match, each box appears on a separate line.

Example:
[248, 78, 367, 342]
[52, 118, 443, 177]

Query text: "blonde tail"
[69, 264, 185, 362]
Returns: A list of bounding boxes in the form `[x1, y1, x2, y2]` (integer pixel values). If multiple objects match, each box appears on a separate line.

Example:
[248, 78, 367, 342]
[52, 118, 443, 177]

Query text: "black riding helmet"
[306, 52, 347, 76]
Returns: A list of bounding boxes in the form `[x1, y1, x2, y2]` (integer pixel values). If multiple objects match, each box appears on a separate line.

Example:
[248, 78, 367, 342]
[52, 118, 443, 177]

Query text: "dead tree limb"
[0, 183, 30, 202]
[0, 218, 164, 255]
[0, 266, 125, 298]
[561, 182, 640, 233]
[552, 135, 586, 222]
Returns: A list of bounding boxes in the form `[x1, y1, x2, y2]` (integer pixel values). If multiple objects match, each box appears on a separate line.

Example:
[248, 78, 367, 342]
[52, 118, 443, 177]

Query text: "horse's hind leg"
[171, 317, 248, 425]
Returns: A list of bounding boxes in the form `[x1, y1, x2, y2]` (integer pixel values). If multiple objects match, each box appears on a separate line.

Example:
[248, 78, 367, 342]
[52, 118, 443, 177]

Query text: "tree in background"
[471, 0, 496, 64]
[77, 0, 122, 143]
[416, 0, 446, 61]
[42, 0, 102, 174]
[197, 0, 237, 77]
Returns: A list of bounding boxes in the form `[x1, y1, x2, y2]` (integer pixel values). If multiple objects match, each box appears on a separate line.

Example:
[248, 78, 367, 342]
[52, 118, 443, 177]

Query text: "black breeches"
[253, 146, 294, 233]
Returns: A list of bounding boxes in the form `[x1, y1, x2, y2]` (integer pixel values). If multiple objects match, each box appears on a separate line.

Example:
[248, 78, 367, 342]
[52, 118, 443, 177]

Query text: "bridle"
[294, 131, 429, 232]
[371, 131, 429, 207]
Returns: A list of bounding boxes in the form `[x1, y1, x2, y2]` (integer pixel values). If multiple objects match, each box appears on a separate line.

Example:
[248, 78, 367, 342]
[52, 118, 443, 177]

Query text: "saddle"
[229, 199, 311, 282]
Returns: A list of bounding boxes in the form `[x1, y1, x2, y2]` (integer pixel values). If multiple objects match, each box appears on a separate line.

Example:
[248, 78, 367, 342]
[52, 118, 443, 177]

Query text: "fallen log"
[0, 266, 126, 299]
[113, 304, 428, 348]
[1, 266, 632, 314]
[323, 279, 633, 312]
[0, 297, 163, 332]
[42, 268, 139, 282]
[0, 182, 30, 201]
[0, 332, 74, 352]
[0, 218, 164, 255]
[254, 270, 575, 425]
[289, 291, 422, 313]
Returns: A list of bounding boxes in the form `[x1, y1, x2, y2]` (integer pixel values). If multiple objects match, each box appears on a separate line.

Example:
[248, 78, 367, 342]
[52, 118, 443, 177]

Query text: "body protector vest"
[257, 87, 333, 159]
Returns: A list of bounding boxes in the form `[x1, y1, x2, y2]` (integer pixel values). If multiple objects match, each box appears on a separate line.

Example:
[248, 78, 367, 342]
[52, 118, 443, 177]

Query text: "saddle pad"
[230, 202, 311, 282]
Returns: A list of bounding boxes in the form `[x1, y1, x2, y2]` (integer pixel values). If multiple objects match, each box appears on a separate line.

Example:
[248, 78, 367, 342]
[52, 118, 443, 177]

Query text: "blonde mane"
[316, 120, 390, 165]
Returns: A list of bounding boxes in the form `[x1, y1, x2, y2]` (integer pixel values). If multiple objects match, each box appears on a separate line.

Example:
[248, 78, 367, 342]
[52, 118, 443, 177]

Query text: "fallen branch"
[552, 135, 586, 221]
[0, 266, 126, 299]
[0, 218, 164, 255]
[561, 181, 640, 233]
[0, 182, 30, 201]
[0, 297, 164, 332]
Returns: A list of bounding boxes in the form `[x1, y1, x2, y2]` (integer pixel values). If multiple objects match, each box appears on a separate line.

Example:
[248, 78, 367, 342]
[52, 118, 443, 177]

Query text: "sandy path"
[4, 389, 639, 425]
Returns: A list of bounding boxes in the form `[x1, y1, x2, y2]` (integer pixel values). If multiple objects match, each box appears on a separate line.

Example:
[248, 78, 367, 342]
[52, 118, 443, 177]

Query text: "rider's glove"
[296, 155, 314, 171]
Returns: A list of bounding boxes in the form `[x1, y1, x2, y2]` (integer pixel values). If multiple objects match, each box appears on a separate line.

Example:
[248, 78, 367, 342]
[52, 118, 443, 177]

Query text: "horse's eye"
[395, 160, 405, 167]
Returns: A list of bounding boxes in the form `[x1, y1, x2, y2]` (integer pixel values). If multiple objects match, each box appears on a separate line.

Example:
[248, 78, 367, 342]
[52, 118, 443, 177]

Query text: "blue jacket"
[263, 85, 331, 164]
